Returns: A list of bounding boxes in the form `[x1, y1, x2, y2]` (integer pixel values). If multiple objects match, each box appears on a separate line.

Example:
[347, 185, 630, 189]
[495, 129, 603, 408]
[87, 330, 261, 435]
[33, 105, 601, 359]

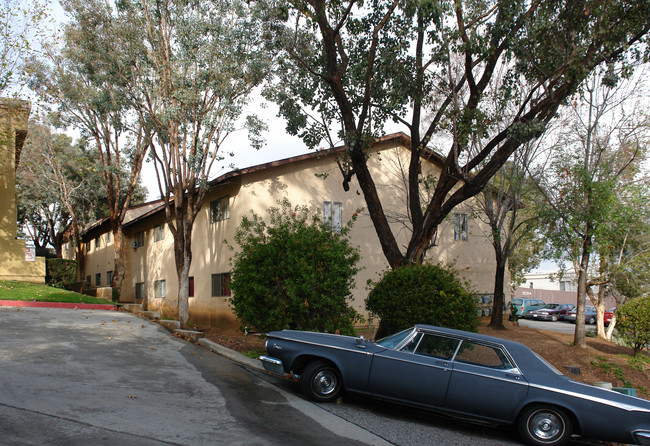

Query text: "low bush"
[229, 199, 361, 335]
[615, 296, 650, 355]
[366, 263, 479, 339]
[46, 259, 78, 289]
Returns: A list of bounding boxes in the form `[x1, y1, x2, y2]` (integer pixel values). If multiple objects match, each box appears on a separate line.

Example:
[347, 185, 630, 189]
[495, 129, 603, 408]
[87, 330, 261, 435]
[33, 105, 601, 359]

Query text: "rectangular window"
[106, 271, 113, 285]
[154, 280, 166, 298]
[189, 276, 194, 298]
[454, 213, 468, 241]
[323, 201, 342, 232]
[154, 223, 165, 242]
[106, 231, 112, 243]
[86, 275, 91, 286]
[135, 231, 145, 248]
[135, 282, 145, 300]
[95, 236, 101, 249]
[210, 196, 230, 223]
[211, 273, 231, 297]
[95, 273, 101, 287]
[85, 241, 90, 251]
[455, 342, 513, 370]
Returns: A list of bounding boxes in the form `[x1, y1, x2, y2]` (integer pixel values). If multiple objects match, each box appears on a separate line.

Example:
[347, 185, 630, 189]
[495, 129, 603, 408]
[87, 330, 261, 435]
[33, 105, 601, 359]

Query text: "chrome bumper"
[634, 431, 650, 445]
[259, 355, 285, 375]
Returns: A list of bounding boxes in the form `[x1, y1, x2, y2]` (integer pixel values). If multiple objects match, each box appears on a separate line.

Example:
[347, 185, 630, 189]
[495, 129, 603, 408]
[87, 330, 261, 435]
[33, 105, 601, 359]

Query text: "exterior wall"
[83, 138, 507, 327]
[82, 232, 116, 288]
[0, 98, 45, 283]
[523, 270, 578, 292]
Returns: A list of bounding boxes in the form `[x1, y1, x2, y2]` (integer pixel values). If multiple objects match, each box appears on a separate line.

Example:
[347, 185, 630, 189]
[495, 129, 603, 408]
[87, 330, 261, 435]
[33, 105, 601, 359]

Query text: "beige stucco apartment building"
[73, 134, 507, 326]
[0, 98, 45, 283]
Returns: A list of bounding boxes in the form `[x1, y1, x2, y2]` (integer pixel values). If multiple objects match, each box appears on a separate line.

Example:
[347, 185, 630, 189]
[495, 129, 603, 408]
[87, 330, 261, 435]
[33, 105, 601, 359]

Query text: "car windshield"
[375, 328, 414, 349]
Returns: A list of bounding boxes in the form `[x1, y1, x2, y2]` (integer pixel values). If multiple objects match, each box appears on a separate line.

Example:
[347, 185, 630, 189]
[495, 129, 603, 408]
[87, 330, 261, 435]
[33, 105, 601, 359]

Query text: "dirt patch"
[194, 320, 650, 400]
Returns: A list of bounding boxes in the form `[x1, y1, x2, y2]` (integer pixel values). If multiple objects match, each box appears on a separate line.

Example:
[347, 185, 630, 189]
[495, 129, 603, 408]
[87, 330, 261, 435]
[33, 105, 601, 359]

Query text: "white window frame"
[154, 280, 166, 298]
[454, 213, 468, 241]
[154, 223, 165, 242]
[210, 196, 230, 223]
[323, 201, 342, 232]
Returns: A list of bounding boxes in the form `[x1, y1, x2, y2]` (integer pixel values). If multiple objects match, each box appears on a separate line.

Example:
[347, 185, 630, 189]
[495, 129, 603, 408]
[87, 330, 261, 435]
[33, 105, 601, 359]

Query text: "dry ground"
[196, 318, 650, 400]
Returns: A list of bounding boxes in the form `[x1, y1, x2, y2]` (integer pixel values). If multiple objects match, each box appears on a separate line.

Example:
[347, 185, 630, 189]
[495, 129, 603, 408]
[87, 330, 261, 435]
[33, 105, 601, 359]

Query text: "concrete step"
[173, 329, 204, 343]
[122, 303, 143, 313]
[142, 311, 160, 320]
[157, 319, 181, 330]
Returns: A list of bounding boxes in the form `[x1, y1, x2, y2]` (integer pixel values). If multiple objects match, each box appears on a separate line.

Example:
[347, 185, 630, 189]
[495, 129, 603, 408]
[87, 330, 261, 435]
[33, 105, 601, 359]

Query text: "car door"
[368, 332, 460, 408]
[444, 340, 528, 422]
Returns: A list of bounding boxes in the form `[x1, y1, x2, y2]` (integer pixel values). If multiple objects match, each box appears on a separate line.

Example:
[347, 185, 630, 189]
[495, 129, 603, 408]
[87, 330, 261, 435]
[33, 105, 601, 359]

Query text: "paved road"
[518, 318, 597, 334]
[0, 307, 385, 446]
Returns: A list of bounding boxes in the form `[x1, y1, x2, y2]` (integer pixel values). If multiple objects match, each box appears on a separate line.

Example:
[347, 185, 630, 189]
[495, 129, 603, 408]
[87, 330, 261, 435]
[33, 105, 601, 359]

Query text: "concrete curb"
[198, 338, 263, 371]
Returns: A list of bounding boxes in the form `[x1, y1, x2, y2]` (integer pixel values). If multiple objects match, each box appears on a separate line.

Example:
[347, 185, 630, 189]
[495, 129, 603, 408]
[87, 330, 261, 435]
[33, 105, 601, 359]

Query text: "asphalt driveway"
[0, 306, 387, 446]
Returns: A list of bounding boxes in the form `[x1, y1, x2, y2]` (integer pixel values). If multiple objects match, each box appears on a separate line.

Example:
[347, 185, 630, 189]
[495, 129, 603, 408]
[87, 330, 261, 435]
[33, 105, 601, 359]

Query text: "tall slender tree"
[59, 0, 272, 326]
[536, 67, 649, 347]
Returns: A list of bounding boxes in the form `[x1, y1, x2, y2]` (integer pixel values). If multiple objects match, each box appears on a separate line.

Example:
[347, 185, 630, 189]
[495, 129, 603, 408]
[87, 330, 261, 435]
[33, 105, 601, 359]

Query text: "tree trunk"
[574, 237, 592, 348]
[489, 257, 507, 329]
[111, 226, 126, 299]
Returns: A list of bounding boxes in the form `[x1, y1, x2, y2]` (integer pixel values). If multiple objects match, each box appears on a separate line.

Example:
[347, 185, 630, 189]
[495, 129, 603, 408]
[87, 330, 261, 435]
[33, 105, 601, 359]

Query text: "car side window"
[414, 334, 460, 360]
[401, 333, 422, 352]
[454, 341, 514, 370]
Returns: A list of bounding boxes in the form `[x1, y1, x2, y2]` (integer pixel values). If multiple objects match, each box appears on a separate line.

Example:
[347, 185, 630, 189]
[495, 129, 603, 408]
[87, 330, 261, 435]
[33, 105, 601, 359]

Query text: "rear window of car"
[511, 298, 523, 305]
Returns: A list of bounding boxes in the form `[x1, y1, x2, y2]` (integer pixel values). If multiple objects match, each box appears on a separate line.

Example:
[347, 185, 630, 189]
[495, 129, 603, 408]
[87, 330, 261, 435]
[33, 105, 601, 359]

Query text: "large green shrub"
[366, 263, 479, 338]
[229, 199, 361, 335]
[46, 259, 78, 289]
[615, 296, 650, 355]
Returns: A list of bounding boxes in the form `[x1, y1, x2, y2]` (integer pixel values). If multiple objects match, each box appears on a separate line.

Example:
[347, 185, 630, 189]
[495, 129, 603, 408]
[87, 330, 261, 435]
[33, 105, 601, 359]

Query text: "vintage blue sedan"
[260, 324, 650, 446]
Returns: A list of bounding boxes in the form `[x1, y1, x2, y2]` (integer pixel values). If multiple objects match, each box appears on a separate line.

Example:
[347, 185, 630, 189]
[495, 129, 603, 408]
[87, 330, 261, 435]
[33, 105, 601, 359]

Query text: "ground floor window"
[106, 271, 113, 285]
[211, 273, 231, 297]
[135, 282, 145, 300]
[95, 273, 101, 287]
[154, 280, 166, 298]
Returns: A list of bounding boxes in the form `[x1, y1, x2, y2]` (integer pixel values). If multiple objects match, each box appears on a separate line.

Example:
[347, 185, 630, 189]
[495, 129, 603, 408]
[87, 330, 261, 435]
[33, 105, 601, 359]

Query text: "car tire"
[551, 314, 558, 322]
[518, 405, 573, 446]
[588, 316, 595, 325]
[300, 360, 342, 403]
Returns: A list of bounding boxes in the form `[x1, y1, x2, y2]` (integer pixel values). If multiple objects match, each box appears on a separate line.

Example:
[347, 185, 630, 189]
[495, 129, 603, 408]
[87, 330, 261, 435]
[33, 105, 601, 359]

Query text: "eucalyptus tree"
[30, 18, 152, 294]
[60, 0, 271, 326]
[262, 0, 650, 270]
[16, 118, 95, 279]
[536, 67, 649, 347]
[0, 0, 49, 95]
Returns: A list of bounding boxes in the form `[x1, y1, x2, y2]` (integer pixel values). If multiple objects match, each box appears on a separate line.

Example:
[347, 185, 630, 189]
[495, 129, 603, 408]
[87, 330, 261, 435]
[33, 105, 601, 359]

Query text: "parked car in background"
[509, 298, 546, 319]
[527, 303, 575, 322]
[261, 325, 650, 446]
[566, 306, 597, 324]
[566, 306, 615, 325]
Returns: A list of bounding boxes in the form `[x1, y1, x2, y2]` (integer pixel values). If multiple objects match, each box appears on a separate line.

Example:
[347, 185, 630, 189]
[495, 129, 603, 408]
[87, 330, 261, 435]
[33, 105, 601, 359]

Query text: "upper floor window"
[85, 241, 91, 252]
[106, 231, 112, 243]
[210, 196, 230, 223]
[454, 213, 468, 241]
[154, 223, 165, 242]
[135, 231, 145, 248]
[94, 236, 101, 249]
[323, 201, 342, 232]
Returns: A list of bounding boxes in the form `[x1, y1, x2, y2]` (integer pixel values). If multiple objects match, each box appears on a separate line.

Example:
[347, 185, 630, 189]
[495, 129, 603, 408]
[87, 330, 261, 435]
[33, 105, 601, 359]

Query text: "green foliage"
[0, 280, 110, 304]
[229, 199, 361, 335]
[615, 296, 650, 355]
[366, 264, 479, 339]
[45, 259, 78, 289]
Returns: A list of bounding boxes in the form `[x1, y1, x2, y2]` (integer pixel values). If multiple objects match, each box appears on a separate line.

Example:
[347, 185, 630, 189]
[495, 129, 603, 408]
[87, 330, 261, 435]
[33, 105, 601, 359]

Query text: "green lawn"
[0, 281, 114, 304]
